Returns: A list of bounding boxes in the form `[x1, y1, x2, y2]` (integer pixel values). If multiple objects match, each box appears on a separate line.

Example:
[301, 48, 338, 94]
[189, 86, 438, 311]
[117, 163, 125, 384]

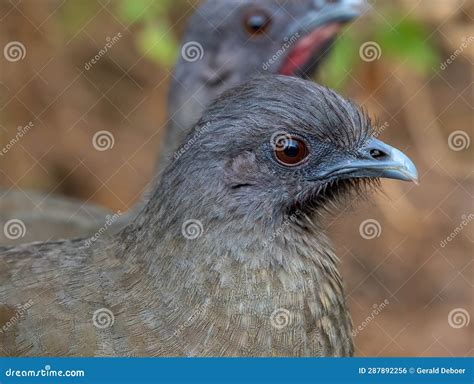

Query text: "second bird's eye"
[243, 9, 272, 36]
[274, 136, 309, 166]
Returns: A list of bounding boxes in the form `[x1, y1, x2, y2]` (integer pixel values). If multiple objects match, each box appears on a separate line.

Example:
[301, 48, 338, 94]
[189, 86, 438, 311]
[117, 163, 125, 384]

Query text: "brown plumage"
[0, 76, 417, 356]
[0, 0, 366, 245]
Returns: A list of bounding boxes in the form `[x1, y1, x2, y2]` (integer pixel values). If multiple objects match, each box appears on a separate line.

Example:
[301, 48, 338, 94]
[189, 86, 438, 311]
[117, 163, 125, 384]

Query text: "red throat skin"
[278, 23, 342, 76]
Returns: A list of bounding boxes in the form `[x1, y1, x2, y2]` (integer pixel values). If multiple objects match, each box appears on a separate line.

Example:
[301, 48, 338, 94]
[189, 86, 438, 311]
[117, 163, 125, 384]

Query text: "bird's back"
[0, 189, 112, 246]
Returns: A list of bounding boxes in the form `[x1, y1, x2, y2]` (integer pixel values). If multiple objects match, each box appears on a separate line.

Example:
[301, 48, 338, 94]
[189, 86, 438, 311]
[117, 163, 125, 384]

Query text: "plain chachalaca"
[1, 0, 367, 244]
[0, 76, 417, 356]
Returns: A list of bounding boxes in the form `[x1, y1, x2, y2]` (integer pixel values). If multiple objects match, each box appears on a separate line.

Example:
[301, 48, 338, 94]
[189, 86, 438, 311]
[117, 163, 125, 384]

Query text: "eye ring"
[273, 135, 310, 167]
[242, 8, 272, 37]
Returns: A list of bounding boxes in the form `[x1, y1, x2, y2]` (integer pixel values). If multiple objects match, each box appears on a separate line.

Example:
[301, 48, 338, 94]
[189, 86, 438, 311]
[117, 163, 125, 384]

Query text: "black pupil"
[370, 149, 384, 159]
[248, 14, 266, 31]
[284, 140, 299, 157]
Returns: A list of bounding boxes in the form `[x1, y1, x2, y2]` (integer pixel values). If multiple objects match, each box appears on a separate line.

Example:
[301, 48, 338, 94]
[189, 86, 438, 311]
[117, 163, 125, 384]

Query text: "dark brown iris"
[243, 9, 272, 36]
[274, 137, 309, 166]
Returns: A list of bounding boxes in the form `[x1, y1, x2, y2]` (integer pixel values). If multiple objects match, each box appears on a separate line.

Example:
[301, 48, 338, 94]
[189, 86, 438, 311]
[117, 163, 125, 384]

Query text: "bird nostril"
[369, 148, 388, 160]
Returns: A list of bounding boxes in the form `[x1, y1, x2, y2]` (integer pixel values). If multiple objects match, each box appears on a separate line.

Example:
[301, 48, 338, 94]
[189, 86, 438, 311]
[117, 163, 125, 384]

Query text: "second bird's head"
[164, 76, 418, 226]
[169, 0, 367, 135]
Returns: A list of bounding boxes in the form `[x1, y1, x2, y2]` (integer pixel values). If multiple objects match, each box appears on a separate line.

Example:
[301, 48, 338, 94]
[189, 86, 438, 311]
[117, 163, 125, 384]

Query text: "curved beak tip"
[290, 0, 370, 36]
[387, 146, 419, 184]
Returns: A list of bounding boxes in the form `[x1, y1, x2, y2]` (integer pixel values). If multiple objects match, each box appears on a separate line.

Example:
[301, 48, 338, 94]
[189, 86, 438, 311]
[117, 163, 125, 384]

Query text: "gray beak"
[321, 138, 419, 183]
[287, 0, 369, 36]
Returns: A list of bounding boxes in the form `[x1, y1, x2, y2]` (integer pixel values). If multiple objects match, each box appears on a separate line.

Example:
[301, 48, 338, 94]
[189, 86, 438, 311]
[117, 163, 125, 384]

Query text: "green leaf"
[376, 17, 439, 74]
[136, 22, 178, 67]
[118, 0, 155, 24]
[318, 34, 360, 90]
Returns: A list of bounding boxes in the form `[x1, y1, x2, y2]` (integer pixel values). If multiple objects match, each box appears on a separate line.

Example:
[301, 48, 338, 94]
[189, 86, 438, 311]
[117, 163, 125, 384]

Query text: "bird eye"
[243, 9, 272, 36]
[274, 136, 309, 166]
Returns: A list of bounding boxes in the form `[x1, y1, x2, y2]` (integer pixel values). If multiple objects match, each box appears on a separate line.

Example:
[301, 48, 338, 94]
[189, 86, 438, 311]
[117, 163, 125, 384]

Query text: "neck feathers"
[116, 213, 353, 356]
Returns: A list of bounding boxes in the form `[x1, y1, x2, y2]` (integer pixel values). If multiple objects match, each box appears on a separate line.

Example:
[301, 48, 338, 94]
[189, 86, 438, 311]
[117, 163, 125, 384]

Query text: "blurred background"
[0, 0, 472, 356]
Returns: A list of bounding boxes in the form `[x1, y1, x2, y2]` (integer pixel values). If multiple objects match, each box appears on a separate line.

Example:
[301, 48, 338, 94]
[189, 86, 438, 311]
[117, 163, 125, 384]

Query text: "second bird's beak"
[279, 0, 368, 76]
[287, 0, 368, 36]
[321, 138, 419, 183]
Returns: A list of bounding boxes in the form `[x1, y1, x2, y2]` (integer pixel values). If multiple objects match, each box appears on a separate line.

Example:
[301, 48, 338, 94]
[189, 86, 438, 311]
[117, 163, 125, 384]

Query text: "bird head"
[168, 0, 367, 141]
[168, 76, 417, 225]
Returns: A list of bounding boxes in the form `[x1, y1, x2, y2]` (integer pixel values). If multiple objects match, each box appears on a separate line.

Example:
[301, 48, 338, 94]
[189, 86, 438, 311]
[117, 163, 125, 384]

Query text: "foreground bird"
[0, 76, 417, 356]
[1, 0, 367, 245]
